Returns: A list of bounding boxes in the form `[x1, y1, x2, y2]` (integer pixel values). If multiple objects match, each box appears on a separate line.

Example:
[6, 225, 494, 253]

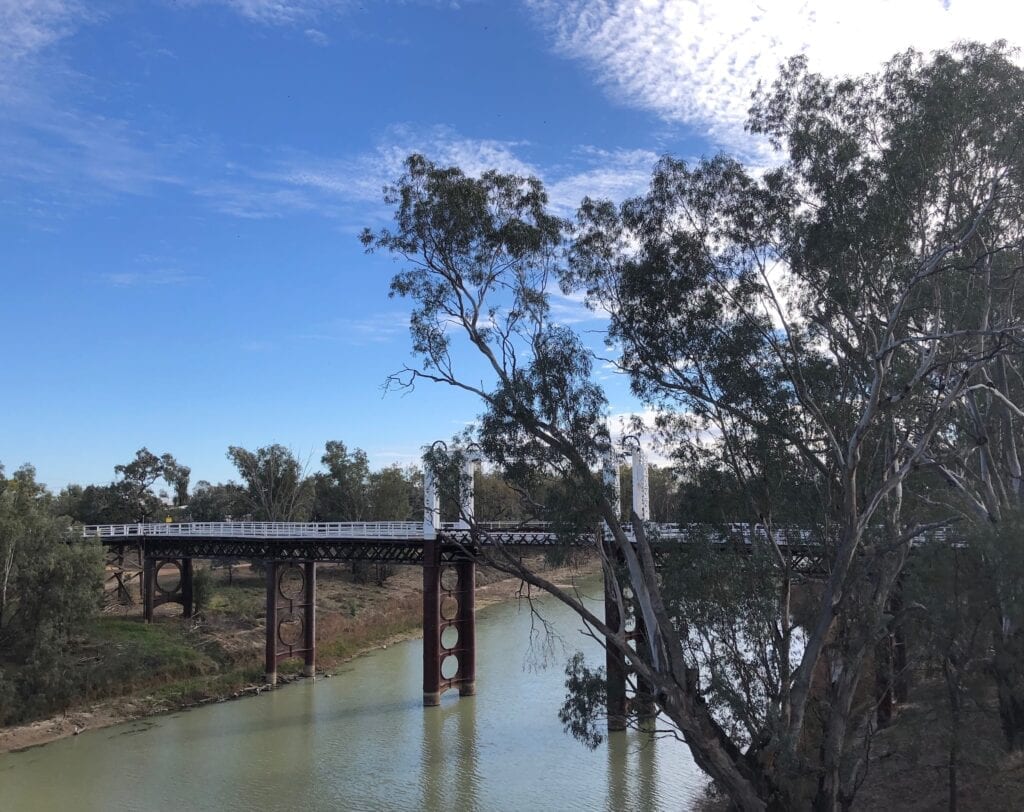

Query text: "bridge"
[79, 444, 874, 725]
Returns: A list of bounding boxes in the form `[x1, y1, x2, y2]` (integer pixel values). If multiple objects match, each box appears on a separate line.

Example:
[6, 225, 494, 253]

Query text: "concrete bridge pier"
[264, 560, 316, 685]
[142, 556, 194, 622]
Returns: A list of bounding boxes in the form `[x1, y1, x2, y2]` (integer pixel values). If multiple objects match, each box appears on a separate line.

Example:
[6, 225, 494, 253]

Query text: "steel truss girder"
[107, 534, 831, 576]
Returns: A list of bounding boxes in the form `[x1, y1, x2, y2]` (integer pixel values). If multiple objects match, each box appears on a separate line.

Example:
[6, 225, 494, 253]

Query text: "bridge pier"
[605, 568, 629, 731]
[604, 573, 656, 730]
[423, 539, 476, 706]
[265, 560, 316, 685]
[142, 556, 194, 622]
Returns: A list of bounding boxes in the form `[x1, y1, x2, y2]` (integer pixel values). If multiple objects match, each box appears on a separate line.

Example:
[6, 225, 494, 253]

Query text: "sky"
[2, 0, 1019, 491]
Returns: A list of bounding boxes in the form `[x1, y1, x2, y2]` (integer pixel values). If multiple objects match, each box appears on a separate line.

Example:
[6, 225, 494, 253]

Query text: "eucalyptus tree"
[0, 464, 103, 723]
[226, 444, 312, 522]
[313, 440, 372, 521]
[365, 43, 1024, 811]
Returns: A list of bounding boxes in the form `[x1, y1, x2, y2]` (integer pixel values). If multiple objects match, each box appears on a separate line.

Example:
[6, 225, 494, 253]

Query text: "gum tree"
[365, 43, 1024, 810]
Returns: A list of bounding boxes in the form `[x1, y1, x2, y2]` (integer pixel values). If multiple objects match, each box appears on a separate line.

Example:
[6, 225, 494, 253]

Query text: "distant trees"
[186, 481, 249, 522]
[227, 444, 312, 522]
[61, 448, 189, 525]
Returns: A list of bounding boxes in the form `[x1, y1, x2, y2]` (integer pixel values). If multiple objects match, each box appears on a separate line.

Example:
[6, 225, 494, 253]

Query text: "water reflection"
[0, 575, 706, 811]
[606, 724, 660, 812]
[420, 695, 480, 811]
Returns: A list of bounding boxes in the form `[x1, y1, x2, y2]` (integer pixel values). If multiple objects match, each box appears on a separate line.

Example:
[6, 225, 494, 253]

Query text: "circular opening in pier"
[278, 566, 305, 600]
[440, 566, 459, 592]
[623, 614, 636, 634]
[440, 596, 459, 622]
[440, 625, 459, 651]
[441, 654, 459, 680]
[278, 615, 304, 648]
[155, 561, 181, 595]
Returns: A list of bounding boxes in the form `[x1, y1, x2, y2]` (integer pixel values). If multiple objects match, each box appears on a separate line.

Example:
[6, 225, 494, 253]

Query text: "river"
[0, 575, 706, 811]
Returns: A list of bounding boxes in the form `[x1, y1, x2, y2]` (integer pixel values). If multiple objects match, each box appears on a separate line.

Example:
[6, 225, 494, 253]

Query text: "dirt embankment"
[0, 556, 598, 754]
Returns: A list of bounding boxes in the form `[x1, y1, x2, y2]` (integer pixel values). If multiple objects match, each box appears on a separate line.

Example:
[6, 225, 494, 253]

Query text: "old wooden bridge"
[83, 445, 830, 720]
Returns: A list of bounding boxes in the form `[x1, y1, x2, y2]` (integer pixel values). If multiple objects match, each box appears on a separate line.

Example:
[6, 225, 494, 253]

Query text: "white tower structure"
[602, 446, 622, 522]
[628, 439, 650, 522]
[457, 446, 482, 528]
[423, 450, 441, 539]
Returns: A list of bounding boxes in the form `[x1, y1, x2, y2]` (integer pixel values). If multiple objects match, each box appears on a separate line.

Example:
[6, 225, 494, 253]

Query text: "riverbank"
[0, 555, 598, 754]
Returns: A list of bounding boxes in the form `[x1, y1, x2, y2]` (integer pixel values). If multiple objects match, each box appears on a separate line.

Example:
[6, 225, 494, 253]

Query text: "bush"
[192, 567, 213, 613]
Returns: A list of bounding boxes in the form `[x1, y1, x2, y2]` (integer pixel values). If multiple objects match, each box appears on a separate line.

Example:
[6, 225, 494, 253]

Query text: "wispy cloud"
[192, 1, 347, 25]
[526, 0, 1023, 158]
[0, 2, 187, 208]
[202, 126, 657, 221]
[0, 0, 86, 71]
[101, 268, 201, 287]
[546, 146, 657, 212]
[193, 0, 471, 27]
[297, 313, 409, 345]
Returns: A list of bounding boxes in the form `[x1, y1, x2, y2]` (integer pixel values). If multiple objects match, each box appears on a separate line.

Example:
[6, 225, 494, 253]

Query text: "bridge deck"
[85, 522, 848, 573]
[84, 520, 817, 544]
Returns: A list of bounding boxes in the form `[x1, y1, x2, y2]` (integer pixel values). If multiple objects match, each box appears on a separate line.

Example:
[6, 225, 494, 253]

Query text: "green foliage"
[558, 652, 607, 750]
[227, 444, 312, 521]
[186, 480, 249, 521]
[61, 447, 189, 524]
[0, 463, 104, 724]
[192, 567, 213, 613]
[661, 533, 789, 744]
[313, 440, 371, 520]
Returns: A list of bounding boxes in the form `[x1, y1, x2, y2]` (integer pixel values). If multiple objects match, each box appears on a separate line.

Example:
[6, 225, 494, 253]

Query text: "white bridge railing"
[83, 521, 950, 545]
[84, 521, 425, 540]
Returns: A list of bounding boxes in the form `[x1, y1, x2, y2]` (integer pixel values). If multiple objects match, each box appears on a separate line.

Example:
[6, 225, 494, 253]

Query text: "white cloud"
[211, 126, 658, 221]
[102, 268, 201, 287]
[275, 124, 538, 205]
[526, 0, 1023, 157]
[200, 1, 346, 25]
[0, 0, 84, 70]
[197, 0, 472, 26]
[297, 313, 409, 345]
[547, 147, 658, 212]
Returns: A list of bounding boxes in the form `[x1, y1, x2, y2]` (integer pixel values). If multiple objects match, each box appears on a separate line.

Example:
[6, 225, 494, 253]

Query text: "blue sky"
[1, 0, 1014, 490]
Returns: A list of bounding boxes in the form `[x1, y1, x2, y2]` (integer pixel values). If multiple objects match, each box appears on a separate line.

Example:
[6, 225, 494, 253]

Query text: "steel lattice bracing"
[82, 521, 874, 577]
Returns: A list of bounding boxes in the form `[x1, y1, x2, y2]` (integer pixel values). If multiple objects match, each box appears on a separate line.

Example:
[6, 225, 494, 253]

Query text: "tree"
[365, 42, 1024, 810]
[227, 444, 312, 521]
[0, 464, 103, 724]
[367, 464, 419, 521]
[312, 440, 371, 520]
[185, 480, 249, 521]
[63, 448, 189, 524]
[113, 448, 184, 521]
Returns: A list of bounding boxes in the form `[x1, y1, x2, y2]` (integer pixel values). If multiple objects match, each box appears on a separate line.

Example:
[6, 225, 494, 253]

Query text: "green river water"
[0, 575, 706, 811]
